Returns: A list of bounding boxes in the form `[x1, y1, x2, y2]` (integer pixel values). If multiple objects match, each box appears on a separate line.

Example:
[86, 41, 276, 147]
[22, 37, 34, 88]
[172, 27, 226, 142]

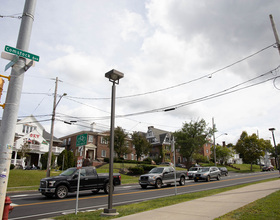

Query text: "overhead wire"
[65, 43, 276, 100]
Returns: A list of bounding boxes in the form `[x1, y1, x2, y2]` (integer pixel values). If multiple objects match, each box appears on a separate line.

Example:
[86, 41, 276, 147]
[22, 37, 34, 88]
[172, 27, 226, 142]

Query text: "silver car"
[194, 166, 221, 182]
[187, 167, 202, 179]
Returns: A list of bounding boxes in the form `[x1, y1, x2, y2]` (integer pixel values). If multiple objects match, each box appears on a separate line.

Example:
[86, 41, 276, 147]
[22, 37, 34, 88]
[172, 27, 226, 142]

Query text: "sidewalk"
[115, 179, 280, 220]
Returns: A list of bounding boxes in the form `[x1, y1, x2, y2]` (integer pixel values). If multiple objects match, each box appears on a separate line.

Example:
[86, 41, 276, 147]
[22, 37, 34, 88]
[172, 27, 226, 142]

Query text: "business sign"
[76, 133, 87, 147]
[4, 45, 39, 62]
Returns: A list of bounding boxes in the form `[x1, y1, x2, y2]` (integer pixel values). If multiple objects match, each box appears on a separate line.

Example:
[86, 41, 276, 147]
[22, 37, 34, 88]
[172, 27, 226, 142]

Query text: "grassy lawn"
[54, 178, 279, 220]
[217, 189, 280, 219]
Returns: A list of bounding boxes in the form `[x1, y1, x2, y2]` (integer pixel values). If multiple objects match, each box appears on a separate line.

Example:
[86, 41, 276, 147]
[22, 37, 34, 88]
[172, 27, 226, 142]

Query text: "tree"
[132, 131, 150, 161]
[114, 126, 131, 158]
[173, 119, 211, 167]
[211, 145, 233, 165]
[40, 152, 55, 170]
[234, 131, 266, 171]
[57, 150, 75, 170]
[18, 143, 31, 159]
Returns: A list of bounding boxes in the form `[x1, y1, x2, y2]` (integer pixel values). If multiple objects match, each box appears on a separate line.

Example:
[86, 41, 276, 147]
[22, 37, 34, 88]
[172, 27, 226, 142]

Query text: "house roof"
[147, 126, 171, 145]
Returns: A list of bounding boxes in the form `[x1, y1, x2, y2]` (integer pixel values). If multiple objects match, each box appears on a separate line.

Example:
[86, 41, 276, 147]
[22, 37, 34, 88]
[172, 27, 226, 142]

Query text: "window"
[101, 137, 108, 145]
[124, 154, 128, 159]
[68, 138, 71, 145]
[101, 150, 106, 157]
[88, 135, 93, 143]
[131, 154, 134, 160]
[206, 149, 209, 153]
[22, 125, 37, 134]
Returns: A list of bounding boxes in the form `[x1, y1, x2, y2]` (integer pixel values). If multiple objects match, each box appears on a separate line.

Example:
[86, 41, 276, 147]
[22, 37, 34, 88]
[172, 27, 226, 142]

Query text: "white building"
[11, 115, 64, 168]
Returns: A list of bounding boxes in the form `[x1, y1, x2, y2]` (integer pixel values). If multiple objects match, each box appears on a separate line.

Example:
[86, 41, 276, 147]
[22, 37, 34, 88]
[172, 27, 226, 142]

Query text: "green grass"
[54, 178, 279, 220]
[216, 189, 280, 220]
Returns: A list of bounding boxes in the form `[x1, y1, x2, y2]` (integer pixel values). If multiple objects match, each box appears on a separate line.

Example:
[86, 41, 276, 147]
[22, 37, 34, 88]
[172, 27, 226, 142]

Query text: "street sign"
[4, 45, 39, 62]
[5, 55, 19, 71]
[77, 156, 83, 169]
[76, 134, 87, 147]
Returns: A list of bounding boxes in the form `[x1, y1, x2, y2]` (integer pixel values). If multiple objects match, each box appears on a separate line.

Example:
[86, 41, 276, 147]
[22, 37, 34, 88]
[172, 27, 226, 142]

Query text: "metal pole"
[105, 81, 116, 213]
[0, 0, 37, 216]
[269, 14, 280, 56]
[212, 117, 216, 166]
[46, 77, 58, 177]
[270, 129, 279, 170]
[172, 136, 177, 195]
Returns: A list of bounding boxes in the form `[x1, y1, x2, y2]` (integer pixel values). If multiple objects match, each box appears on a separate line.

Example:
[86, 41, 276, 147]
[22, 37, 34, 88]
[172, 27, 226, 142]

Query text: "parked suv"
[187, 167, 202, 179]
[194, 166, 221, 182]
[218, 167, 228, 176]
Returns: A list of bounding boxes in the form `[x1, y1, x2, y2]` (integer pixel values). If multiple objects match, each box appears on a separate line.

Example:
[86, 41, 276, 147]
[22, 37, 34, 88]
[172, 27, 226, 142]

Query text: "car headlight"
[202, 173, 208, 176]
[48, 181, 56, 187]
[149, 176, 156, 180]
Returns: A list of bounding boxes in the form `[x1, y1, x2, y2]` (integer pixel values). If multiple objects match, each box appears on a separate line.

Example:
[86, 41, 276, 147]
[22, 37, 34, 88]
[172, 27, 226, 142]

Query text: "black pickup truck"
[39, 166, 121, 199]
[139, 166, 186, 189]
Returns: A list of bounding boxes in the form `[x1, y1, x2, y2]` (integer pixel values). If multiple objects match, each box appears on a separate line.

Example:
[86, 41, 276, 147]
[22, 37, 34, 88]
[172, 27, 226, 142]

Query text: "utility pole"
[0, 0, 37, 217]
[46, 77, 58, 177]
[269, 14, 280, 56]
[212, 117, 217, 166]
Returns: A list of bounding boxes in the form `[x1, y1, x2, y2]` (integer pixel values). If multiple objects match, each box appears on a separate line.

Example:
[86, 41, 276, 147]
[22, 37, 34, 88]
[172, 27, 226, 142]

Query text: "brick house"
[146, 126, 183, 164]
[59, 130, 137, 165]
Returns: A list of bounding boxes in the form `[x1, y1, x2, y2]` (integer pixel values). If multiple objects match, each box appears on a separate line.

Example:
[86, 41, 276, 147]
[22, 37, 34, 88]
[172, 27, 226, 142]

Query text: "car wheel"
[104, 183, 114, 194]
[92, 189, 100, 194]
[206, 176, 210, 182]
[217, 174, 221, 180]
[141, 185, 147, 189]
[155, 179, 162, 189]
[55, 185, 68, 199]
[225, 172, 228, 176]
[194, 179, 198, 182]
[179, 176, 185, 186]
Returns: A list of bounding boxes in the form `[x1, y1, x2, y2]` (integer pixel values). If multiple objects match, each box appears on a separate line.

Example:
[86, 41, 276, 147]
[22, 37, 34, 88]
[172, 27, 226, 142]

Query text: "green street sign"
[4, 45, 39, 62]
[76, 134, 87, 147]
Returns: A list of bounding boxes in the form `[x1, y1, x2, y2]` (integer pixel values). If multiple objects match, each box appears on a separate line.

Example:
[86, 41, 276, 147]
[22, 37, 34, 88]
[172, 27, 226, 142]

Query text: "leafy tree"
[234, 131, 266, 171]
[132, 131, 150, 161]
[57, 150, 75, 170]
[113, 126, 131, 158]
[40, 152, 55, 170]
[174, 119, 211, 167]
[18, 143, 31, 158]
[211, 145, 233, 165]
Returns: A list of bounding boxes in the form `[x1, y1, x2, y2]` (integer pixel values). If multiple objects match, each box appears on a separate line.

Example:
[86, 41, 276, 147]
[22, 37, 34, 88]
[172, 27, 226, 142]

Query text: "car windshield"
[201, 168, 210, 172]
[189, 167, 198, 171]
[59, 168, 76, 176]
[149, 168, 164, 174]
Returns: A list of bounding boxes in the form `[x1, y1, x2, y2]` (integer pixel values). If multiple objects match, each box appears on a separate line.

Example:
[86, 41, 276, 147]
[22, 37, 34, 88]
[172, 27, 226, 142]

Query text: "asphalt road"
[7, 171, 279, 220]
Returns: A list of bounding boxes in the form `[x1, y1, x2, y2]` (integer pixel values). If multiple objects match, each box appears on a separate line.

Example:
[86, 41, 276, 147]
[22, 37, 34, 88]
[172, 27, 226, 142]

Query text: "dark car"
[262, 165, 274, 171]
[176, 163, 186, 168]
[218, 167, 228, 176]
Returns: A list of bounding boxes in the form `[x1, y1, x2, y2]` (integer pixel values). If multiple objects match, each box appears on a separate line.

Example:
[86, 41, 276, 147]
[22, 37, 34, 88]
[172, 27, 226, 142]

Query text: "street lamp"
[213, 133, 227, 166]
[103, 69, 124, 216]
[46, 87, 67, 177]
[268, 128, 279, 171]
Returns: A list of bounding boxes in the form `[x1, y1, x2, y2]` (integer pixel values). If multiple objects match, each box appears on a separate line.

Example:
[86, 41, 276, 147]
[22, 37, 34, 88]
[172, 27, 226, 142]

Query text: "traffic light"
[0, 77, 4, 100]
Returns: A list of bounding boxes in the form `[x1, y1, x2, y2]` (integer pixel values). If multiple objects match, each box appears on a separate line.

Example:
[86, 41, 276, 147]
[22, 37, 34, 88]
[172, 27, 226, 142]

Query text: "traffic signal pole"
[0, 0, 37, 217]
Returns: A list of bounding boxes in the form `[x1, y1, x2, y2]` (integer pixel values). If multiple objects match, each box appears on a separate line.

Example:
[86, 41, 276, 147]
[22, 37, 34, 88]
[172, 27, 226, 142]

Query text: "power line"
[66, 43, 275, 100]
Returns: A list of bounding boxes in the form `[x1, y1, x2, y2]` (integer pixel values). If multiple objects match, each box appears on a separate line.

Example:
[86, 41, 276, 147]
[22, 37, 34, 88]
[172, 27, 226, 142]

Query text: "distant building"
[59, 130, 137, 166]
[146, 126, 183, 164]
[10, 115, 63, 168]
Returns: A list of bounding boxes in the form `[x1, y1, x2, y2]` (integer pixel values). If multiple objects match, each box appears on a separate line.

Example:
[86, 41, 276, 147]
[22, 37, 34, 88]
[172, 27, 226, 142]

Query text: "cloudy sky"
[1, 0, 280, 145]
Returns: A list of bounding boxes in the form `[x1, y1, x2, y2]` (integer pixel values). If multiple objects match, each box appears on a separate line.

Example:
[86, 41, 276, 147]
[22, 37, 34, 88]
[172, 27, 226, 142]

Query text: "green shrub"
[141, 165, 156, 171]
[129, 166, 144, 175]
[10, 164, 15, 170]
